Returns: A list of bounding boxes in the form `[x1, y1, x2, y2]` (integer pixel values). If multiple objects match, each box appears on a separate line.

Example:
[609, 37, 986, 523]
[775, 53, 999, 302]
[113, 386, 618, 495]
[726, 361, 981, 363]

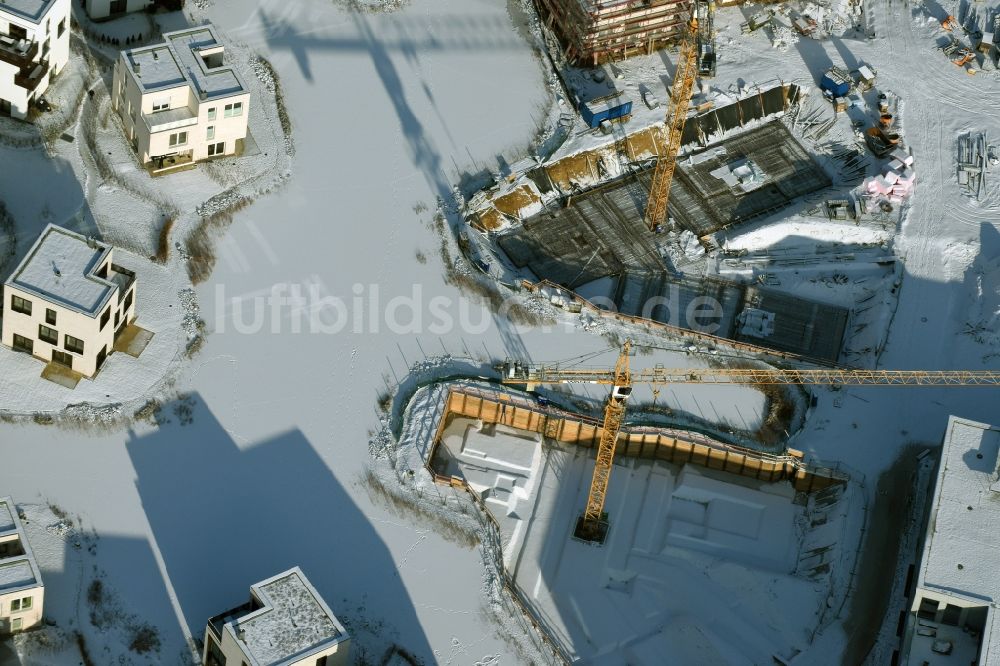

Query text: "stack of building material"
[863, 148, 915, 203]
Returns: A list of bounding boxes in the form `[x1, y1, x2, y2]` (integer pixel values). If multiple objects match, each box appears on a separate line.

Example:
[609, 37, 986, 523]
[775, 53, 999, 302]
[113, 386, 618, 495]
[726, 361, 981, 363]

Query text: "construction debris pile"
[862, 148, 915, 205]
[956, 132, 993, 200]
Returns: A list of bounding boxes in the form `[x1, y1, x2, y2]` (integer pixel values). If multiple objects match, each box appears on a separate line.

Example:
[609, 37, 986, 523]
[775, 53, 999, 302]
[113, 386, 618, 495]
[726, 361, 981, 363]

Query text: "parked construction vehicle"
[644, 16, 699, 232]
[943, 37, 976, 67]
[942, 14, 958, 31]
[500, 342, 1000, 542]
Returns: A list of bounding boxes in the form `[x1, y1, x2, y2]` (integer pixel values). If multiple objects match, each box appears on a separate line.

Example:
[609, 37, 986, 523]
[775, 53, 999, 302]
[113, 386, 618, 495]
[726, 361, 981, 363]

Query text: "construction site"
[391, 0, 1000, 661]
[8, 0, 1000, 662]
[409, 381, 860, 663]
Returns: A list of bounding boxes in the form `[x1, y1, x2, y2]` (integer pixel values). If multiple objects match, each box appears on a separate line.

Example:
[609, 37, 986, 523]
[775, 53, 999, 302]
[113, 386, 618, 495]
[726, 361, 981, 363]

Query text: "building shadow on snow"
[125, 394, 434, 661]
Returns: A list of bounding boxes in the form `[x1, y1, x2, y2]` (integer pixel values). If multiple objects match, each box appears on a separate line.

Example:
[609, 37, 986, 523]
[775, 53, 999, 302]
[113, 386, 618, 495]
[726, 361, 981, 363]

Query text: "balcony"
[14, 59, 48, 93]
[142, 106, 198, 133]
[110, 264, 136, 298]
[207, 600, 257, 640]
[0, 34, 38, 70]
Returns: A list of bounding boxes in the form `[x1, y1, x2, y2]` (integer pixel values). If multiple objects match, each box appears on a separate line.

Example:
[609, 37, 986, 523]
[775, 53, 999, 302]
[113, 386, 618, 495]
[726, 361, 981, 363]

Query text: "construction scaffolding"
[536, 0, 691, 65]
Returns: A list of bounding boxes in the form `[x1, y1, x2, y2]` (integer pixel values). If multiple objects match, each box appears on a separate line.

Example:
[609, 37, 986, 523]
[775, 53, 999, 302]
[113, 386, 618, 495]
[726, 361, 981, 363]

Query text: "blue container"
[580, 93, 632, 128]
[819, 68, 851, 97]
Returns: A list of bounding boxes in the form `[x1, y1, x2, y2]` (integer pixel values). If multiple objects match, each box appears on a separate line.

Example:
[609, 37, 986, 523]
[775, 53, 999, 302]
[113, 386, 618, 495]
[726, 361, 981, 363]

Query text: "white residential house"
[0, 497, 44, 636]
[84, 0, 183, 21]
[0, 0, 71, 119]
[111, 24, 250, 168]
[900, 416, 1000, 665]
[1, 224, 138, 378]
[203, 568, 351, 666]
[84, 0, 150, 19]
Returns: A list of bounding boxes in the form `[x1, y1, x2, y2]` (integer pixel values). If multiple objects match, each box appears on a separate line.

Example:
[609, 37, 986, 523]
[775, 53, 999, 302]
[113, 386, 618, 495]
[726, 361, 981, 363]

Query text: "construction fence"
[429, 385, 849, 493]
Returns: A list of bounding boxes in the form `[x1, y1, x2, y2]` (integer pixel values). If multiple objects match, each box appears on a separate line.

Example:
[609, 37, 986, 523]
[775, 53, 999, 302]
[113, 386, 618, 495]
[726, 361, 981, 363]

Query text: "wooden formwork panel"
[437, 389, 846, 492]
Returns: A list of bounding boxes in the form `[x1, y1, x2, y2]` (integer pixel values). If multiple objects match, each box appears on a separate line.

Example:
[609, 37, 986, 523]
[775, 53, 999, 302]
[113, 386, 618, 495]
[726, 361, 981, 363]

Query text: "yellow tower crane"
[644, 16, 700, 232]
[500, 343, 1000, 542]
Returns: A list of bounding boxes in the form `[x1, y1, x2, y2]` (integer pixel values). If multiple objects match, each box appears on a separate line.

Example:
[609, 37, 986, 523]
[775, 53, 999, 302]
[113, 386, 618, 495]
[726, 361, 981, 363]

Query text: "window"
[207, 107, 217, 121]
[10, 618, 21, 632]
[46, 19, 50, 34]
[316, 656, 328, 666]
[224, 102, 243, 118]
[206, 125, 215, 140]
[11, 295, 31, 316]
[208, 142, 225, 156]
[38, 325, 58, 345]
[152, 100, 169, 112]
[20, 597, 31, 610]
[123, 290, 134, 312]
[169, 132, 188, 147]
[57, 19, 65, 37]
[42, 40, 50, 57]
[64, 335, 84, 355]
[100, 307, 111, 330]
[46, 308, 57, 325]
[52, 350, 72, 368]
[10, 596, 30, 612]
[12, 334, 32, 354]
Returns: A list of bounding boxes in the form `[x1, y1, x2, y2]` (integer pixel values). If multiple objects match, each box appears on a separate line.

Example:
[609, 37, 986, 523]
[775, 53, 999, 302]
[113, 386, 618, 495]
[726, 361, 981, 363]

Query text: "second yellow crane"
[644, 16, 700, 232]
[500, 343, 1000, 542]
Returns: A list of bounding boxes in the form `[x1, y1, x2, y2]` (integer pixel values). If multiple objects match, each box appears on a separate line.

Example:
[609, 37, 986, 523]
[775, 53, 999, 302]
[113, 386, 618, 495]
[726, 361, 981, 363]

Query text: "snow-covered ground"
[1, 0, 1000, 663]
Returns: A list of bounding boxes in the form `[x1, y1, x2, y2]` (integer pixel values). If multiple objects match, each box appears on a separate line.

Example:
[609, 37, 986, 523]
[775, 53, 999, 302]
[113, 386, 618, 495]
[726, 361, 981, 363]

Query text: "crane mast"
[499, 343, 1000, 543]
[577, 341, 632, 541]
[644, 17, 700, 232]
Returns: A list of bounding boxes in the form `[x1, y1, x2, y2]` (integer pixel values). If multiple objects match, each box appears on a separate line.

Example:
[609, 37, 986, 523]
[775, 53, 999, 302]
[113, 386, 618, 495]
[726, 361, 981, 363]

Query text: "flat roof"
[226, 568, 347, 665]
[124, 25, 246, 100]
[5, 224, 116, 317]
[919, 417, 1000, 603]
[0, 0, 57, 23]
[0, 497, 43, 594]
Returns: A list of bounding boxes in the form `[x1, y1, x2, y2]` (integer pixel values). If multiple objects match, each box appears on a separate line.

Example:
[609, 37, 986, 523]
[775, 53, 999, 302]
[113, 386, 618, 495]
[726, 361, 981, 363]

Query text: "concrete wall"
[85, 0, 153, 20]
[0, 583, 44, 635]
[433, 388, 848, 493]
[0, 0, 71, 119]
[1, 253, 137, 378]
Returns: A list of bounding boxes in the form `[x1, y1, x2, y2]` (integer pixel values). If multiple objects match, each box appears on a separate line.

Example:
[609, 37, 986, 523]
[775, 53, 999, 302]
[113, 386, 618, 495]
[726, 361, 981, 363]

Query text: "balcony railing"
[14, 59, 48, 92]
[142, 106, 198, 133]
[110, 264, 136, 299]
[0, 35, 38, 71]
[207, 600, 256, 640]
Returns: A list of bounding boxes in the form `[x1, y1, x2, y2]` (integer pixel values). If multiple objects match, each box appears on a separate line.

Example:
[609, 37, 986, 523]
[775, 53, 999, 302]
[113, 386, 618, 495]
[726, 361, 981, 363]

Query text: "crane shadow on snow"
[257, 8, 527, 84]
[125, 393, 434, 662]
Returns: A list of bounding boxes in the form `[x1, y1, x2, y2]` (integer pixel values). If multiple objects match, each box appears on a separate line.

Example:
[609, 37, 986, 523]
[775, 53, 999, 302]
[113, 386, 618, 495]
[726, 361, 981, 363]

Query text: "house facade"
[112, 25, 250, 167]
[0, 0, 71, 119]
[203, 568, 351, 666]
[1, 224, 138, 378]
[84, 0, 183, 21]
[0, 497, 44, 636]
[900, 416, 1000, 665]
